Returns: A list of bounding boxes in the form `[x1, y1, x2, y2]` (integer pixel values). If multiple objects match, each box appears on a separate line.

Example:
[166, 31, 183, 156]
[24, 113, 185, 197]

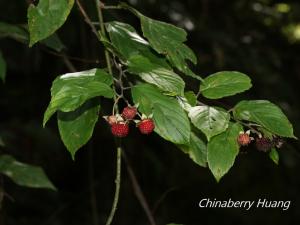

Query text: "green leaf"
[0, 154, 56, 190]
[0, 51, 6, 83]
[200, 71, 252, 99]
[121, 3, 202, 80]
[28, 0, 74, 46]
[132, 84, 190, 144]
[106, 21, 170, 68]
[178, 132, 207, 167]
[0, 22, 28, 43]
[41, 33, 65, 52]
[128, 55, 185, 95]
[43, 68, 114, 126]
[269, 148, 279, 165]
[188, 106, 230, 141]
[0, 22, 65, 52]
[58, 99, 100, 159]
[207, 123, 243, 181]
[184, 91, 197, 106]
[233, 100, 295, 138]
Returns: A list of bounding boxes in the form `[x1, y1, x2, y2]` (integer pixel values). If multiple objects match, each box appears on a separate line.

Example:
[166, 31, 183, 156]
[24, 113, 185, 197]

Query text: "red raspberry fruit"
[138, 119, 155, 134]
[255, 137, 272, 152]
[122, 106, 137, 120]
[111, 123, 129, 137]
[237, 133, 251, 146]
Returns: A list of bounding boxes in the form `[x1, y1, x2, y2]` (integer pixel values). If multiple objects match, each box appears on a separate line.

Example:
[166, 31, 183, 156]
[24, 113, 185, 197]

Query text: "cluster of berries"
[237, 130, 284, 152]
[104, 106, 155, 138]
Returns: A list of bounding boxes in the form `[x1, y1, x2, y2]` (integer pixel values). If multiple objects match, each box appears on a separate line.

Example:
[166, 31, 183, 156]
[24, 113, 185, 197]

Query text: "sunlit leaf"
[189, 106, 230, 141]
[178, 132, 207, 167]
[128, 55, 185, 95]
[233, 100, 295, 138]
[132, 84, 190, 144]
[106, 21, 170, 68]
[28, 0, 74, 46]
[121, 3, 202, 80]
[43, 68, 114, 126]
[184, 91, 197, 107]
[207, 123, 243, 181]
[200, 71, 252, 99]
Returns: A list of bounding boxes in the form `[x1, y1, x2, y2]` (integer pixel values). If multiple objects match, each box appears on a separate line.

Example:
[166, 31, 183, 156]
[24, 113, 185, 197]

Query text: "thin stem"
[103, 5, 122, 10]
[76, 0, 100, 39]
[105, 145, 122, 225]
[62, 53, 77, 72]
[152, 187, 177, 215]
[88, 142, 99, 225]
[95, 0, 119, 115]
[112, 96, 122, 115]
[235, 119, 261, 135]
[95, 0, 112, 75]
[46, 49, 102, 64]
[122, 152, 157, 225]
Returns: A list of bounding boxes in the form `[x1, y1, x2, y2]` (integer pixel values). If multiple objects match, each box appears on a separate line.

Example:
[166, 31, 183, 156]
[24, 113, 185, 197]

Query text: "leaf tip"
[214, 175, 222, 183]
[28, 39, 37, 48]
[70, 152, 76, 161]
[48, 184, 57, 191]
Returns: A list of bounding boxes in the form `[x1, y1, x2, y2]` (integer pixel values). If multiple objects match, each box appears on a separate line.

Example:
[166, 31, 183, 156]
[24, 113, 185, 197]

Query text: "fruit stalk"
[94, 1, 122, 224]
[105, 145, 122, 225]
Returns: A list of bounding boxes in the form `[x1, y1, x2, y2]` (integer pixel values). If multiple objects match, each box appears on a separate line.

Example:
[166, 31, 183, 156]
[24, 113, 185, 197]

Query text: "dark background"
[1, 0, 300, 225]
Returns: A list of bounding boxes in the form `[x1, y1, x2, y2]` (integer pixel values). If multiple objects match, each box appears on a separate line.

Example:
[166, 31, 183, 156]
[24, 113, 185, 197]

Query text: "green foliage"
[132, 84, 190, 144]
[120, 3, 202, 80]
[27, 0, 74, 46]
[189, 106, 230, 141]
[0, 51, 6, 82]
[269, 148, 279, 165]
[106, 21, 169, 68]
[178, 132, 207, 167]
[43, 68, 114, 127]
[0, 155, 56, 190]
[200, 71, 252, 99]
[0, 1, 292, 180]
[233, 100, 295, 138]
[0, 1, 298, 224]
[184, 91, 197, 107]
[0, 22, 65, 51]
[0, 22, 28, 43]
[207, 123, 243, 181]
[32, 2, 294, 178]
[127, 55, 185, 95]
[43, 68, 114, 155]
[58, 99, 100, 159]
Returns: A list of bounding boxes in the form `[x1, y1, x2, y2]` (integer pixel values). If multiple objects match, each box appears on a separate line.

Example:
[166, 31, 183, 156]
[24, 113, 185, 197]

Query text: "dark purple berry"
[255, 137, 273, 152]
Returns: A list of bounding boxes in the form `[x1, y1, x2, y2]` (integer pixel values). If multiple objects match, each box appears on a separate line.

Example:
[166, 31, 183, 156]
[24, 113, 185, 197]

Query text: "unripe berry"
[255, 137, 272, 152]
[107, 115, 118, 125]
[237, 133, 251, 146]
